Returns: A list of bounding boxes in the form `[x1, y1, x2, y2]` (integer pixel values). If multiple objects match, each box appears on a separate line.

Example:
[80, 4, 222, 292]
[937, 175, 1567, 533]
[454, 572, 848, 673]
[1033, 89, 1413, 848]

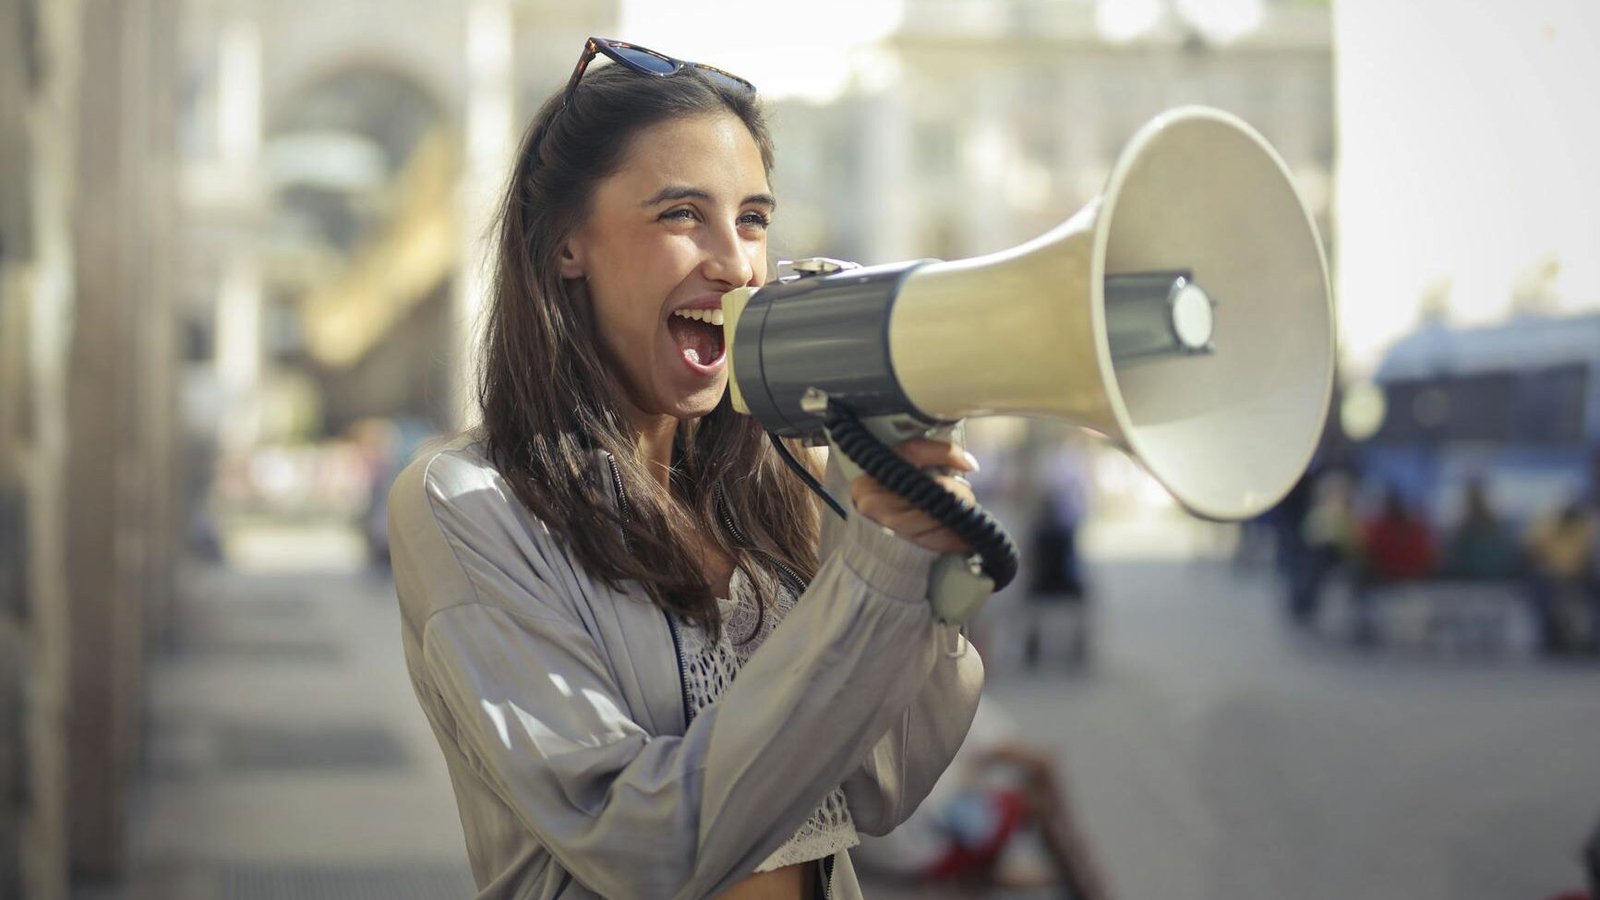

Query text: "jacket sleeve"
[395, 451, 962, 900]
[816, 447, 986, 835]
[838, 626, 984, 835]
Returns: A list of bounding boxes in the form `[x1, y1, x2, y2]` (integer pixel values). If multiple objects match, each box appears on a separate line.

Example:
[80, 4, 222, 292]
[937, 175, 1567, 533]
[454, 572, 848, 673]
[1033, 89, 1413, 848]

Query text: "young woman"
[388, 38, 984, 899]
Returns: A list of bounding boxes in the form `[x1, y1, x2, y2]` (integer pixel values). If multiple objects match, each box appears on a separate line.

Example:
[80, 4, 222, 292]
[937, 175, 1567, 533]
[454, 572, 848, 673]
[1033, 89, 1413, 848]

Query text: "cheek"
[592, 285, 656, 352]
[750, 240, 770, 285]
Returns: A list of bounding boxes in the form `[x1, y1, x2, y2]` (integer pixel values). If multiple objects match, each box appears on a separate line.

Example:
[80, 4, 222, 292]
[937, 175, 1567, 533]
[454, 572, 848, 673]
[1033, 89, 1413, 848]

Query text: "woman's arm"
[839, 628, 984, 835]
[815, 443, 987, 834]
[394, 449, 950, 900]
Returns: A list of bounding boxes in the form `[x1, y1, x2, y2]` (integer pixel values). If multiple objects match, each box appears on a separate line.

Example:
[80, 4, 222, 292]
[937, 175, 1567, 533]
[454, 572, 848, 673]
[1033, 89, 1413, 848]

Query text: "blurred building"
[769, 0, 1333, 503]
[2, 1, 623, 897]
[2, 0, 183, 895]
[773, 0, 1332, 267]
[176, 0, 620, 451]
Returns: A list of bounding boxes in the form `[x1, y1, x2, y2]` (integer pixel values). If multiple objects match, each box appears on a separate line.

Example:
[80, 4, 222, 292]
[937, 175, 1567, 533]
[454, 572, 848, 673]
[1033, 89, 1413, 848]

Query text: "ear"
[558, 239, 585, 280]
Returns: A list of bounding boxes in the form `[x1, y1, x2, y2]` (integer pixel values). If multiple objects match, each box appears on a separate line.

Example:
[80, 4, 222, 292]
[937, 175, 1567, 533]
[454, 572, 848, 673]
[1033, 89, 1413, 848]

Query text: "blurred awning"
[297, 127, 458, 369]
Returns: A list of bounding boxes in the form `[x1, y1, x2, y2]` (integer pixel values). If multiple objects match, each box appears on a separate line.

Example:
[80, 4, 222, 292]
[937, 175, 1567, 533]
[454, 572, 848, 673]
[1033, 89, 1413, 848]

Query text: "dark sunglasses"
[531, 37, 757, 163]
[560, 37, 756, 106]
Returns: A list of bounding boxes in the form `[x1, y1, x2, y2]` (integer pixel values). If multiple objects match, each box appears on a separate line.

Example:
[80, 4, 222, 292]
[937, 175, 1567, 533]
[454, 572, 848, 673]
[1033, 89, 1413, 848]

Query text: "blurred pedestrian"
[1588, 812, 1600, 898]
[1441, 478, 1521, 580]
[347, 417, 402, 568]
[1525, 501, 1598, 654]
[1273, 468, 1316, 582]
[1548, 811, 1600, 900]
[1586, 443, 1600, 508]
[1360, 487, 1438, 582]
[1290, 469, 1361, 626]
[1350, 487, 1438, 644]
[854, 696, 1114, 899]
[1022, 443, 1092, 667]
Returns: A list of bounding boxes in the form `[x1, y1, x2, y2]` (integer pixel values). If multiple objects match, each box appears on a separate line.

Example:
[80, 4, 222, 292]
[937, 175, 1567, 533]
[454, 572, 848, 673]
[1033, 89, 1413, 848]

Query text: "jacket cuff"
[835, 511, 941, 603]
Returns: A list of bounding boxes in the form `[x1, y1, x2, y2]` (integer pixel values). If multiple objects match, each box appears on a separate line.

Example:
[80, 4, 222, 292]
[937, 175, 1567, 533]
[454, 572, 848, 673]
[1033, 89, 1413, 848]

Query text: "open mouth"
[667, 308, 726, 369]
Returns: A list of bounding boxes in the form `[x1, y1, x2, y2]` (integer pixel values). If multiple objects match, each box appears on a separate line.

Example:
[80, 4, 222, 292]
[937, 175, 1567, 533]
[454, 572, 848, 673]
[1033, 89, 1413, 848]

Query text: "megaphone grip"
[822, 400, 1020, 591]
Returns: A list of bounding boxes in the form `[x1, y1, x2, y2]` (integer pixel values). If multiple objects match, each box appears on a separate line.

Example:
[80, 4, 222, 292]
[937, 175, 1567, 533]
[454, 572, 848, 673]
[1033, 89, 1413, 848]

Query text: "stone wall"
[0, 0, 180, 895]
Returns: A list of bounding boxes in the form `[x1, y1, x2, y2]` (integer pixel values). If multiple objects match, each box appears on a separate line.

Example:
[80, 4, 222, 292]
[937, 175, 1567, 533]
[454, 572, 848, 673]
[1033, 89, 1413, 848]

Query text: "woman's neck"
[631, 411, 680, 490]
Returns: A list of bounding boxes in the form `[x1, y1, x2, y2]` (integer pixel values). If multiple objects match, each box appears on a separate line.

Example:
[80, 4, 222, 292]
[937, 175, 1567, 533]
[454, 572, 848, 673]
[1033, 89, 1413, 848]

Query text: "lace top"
[677, 564, 860, 873]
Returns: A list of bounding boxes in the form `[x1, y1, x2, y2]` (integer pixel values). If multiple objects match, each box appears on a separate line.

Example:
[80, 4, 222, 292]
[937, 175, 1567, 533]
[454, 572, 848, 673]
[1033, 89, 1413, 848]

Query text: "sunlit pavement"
[77, 520, 476, 899]
[978, 513, 1600, 900]
[85, 514, 1600, 899]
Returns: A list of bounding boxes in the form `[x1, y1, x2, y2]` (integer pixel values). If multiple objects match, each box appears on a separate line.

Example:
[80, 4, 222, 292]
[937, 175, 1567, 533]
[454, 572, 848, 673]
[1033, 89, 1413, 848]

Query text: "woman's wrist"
[836, 512, 941, 602]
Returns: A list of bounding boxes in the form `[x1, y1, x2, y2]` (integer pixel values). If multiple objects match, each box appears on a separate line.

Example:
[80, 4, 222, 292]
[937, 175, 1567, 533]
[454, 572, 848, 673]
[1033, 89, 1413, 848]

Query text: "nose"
[700, 222, 756, 288]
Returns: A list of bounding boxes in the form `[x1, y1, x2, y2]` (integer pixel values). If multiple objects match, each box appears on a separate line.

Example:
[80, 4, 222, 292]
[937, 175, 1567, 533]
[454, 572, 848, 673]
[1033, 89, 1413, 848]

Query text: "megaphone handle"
[823, 412, 1003, 626]
[825, 414, 959, 484]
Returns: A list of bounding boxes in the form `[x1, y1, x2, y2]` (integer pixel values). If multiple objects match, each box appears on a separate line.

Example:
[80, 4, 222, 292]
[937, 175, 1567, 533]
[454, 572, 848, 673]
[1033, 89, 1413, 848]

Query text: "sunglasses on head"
[560, 37, 756, 106]
[531, 37, 757, 163]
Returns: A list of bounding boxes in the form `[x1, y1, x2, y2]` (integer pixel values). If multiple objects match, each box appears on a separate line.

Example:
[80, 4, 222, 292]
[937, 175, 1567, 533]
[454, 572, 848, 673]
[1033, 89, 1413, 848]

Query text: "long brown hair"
[478, 63, 820, 641]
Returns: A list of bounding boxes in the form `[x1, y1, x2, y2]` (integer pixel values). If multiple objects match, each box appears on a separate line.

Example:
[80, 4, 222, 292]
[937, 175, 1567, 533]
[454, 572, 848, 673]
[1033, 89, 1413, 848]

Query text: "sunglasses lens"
[612, 46, 676, 74]
[699, 68, 756, 95]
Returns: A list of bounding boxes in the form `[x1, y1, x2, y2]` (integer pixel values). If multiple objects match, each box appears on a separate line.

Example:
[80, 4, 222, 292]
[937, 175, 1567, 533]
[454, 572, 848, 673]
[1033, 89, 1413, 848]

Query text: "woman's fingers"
[851, 473, 975, 520]
[891, 438, 980, 473]
[851, 456, 980, 553]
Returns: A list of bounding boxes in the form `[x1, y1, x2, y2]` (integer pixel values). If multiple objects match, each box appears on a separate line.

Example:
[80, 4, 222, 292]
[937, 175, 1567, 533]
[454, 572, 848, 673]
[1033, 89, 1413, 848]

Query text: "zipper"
[611, 457, 835, 895]
[606, 451, 696, 729]
[714, 483, 810, 596]
[714, 482, 750, 545]
[605, 451, 633, 537]
[664, 611, 694, 727]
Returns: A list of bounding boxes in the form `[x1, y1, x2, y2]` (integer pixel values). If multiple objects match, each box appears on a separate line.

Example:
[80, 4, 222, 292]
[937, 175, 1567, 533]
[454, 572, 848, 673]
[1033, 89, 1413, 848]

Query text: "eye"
[738, 210, 772, 231]
[660, 206, 701, 224]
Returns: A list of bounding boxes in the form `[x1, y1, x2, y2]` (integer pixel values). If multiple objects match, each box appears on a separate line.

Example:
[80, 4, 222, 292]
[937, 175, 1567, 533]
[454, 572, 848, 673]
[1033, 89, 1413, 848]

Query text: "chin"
[675, 395, 723, 422]
[672, 383, 729, 422]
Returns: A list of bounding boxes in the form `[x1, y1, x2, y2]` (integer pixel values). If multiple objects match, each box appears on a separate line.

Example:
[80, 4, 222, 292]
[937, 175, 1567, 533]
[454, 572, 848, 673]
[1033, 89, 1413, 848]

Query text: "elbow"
[855, 811, 902, 838]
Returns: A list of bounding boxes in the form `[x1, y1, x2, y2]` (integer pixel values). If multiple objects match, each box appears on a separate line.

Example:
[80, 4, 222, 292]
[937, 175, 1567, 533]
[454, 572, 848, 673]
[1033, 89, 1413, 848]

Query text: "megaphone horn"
[724, 105, 1335, 524]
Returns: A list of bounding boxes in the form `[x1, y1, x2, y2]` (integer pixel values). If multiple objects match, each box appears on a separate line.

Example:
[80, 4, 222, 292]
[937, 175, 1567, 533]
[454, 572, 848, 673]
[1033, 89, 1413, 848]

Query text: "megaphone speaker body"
[727, 106, 1335, 522]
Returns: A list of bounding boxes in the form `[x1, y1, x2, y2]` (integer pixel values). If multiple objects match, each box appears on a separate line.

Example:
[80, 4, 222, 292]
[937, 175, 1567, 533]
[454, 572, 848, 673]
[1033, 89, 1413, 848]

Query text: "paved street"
[981, 554, 1600, 900]
[86, 516, 1600, 899]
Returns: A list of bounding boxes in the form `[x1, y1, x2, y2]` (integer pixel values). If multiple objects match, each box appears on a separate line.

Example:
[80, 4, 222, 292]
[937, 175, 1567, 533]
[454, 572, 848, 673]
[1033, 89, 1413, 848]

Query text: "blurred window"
[1445, 372, 1514, 442]
[1376, 379, 1438, 443]
[1377, 366, 1588, 446]
[1377, 372, 1513, 443]
[1510, 364, 1588, 445]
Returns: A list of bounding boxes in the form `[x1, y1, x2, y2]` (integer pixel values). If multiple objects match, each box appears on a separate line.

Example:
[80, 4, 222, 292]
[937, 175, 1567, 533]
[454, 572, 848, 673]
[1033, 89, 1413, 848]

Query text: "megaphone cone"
[726, 106, 1334, 522]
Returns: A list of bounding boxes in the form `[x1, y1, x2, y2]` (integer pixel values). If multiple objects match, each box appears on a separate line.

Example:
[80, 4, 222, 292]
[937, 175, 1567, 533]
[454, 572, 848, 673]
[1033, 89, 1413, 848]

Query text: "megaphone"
[723, 105, 1334, 525]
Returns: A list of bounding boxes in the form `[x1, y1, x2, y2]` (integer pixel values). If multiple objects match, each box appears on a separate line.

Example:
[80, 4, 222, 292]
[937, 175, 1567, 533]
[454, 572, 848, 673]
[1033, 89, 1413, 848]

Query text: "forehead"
[600, 112, 770, 202]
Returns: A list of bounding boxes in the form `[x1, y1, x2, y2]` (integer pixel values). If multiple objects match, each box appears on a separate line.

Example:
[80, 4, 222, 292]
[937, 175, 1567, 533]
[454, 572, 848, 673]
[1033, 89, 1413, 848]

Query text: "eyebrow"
[641, 185, 777, 211]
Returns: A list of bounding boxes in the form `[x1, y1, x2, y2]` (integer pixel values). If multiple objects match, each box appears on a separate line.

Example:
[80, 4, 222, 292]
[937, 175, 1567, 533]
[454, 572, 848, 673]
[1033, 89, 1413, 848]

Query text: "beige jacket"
[388, 432, 984, 899]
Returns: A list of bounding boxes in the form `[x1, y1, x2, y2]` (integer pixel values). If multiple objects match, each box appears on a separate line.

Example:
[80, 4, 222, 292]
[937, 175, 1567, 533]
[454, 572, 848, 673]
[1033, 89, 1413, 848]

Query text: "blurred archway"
[261, 66, 459, 439]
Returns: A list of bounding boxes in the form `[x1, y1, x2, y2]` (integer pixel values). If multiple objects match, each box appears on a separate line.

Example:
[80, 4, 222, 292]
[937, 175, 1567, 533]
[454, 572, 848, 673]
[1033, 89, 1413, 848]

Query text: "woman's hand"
[849, 438, 980, 554]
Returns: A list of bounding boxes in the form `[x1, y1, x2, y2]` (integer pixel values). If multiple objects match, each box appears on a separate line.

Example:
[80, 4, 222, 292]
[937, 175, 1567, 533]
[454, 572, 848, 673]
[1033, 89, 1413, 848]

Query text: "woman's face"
[562, 112, 772, 426]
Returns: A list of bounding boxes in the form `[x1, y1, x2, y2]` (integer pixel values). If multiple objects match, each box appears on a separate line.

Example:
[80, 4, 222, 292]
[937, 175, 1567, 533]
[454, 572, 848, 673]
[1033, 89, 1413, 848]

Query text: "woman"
[388, 38, 985, 899]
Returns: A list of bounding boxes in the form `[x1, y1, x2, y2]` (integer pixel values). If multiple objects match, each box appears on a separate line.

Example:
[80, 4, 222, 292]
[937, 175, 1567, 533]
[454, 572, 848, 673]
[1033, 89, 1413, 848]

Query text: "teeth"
[672, 308, 725, 327]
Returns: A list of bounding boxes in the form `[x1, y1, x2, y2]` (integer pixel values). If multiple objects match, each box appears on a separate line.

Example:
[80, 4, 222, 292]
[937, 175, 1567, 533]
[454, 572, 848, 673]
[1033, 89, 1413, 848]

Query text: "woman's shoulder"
[390, 429, 504, 511]
[387, 429, 595, 626]
[388, 428, 554, 559]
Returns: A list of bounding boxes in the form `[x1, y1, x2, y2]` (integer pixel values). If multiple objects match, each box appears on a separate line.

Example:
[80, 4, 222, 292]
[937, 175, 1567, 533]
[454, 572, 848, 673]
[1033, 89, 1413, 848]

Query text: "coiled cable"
[822, 399, 1020, 590]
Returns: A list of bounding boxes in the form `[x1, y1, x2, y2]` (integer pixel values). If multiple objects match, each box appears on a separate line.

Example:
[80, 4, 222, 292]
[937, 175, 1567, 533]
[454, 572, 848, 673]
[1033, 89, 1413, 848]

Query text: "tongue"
[666, 317, 724, 367]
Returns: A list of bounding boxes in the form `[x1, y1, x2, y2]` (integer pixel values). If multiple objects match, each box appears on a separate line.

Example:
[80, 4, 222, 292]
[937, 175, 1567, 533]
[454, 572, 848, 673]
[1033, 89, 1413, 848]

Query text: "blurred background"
[2, 0, 1599, 898]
